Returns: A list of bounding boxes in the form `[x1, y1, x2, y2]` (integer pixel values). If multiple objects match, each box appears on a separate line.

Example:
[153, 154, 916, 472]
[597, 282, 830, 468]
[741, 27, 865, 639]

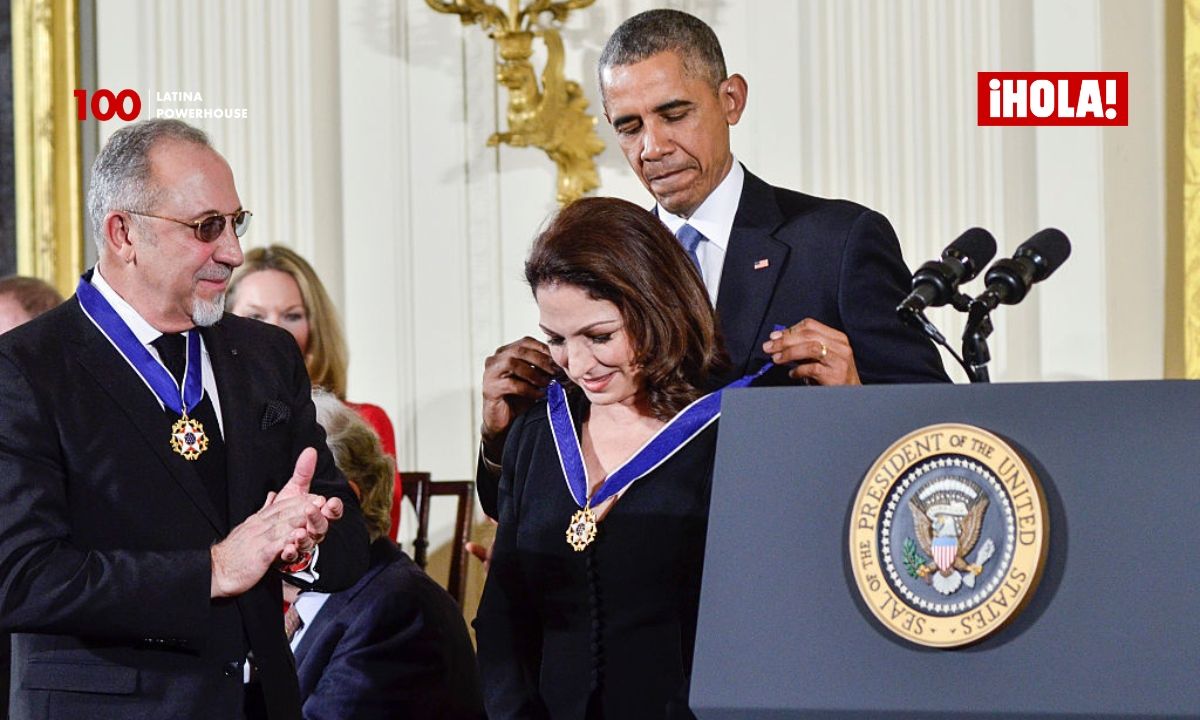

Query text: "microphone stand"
[961, 289, 1005, 384]
[900, 293, 982, 383]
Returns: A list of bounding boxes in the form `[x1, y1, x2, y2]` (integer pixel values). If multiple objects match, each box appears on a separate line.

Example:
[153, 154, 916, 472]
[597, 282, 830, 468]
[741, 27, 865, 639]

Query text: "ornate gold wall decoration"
[427, 0, 605, 205]
[11, 0, 83, 296]
[1187, 0, 1200, 378]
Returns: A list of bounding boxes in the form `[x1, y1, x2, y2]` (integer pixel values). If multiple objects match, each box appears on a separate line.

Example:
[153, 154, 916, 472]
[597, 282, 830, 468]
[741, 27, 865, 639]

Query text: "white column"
[335, 0, 412, 466]
[1100, 0, 1167, 380]
[1032, 0, 1109, 381]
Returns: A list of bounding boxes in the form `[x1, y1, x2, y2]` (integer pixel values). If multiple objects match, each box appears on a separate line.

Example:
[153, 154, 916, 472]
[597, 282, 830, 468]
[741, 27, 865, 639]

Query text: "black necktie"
[152, 333, 229, 525]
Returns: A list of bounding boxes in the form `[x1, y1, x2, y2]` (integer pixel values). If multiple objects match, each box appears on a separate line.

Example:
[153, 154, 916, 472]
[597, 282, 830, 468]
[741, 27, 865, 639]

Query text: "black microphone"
[897, 227, 997, 319]
[974, 228, 1072, 310]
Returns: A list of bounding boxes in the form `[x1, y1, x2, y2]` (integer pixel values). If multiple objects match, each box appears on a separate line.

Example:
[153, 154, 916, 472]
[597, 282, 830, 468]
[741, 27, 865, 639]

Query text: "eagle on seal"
[909, 476, 989, 595]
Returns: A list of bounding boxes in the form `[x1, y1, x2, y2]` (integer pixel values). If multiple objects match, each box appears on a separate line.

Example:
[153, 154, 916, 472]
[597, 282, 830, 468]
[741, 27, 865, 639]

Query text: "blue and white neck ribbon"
[547, 362, 773, 514]
[76, 275, 203, 417]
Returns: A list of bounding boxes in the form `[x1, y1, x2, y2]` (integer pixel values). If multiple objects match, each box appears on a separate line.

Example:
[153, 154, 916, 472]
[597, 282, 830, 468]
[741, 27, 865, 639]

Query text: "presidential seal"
[848, 424, 1048, 648]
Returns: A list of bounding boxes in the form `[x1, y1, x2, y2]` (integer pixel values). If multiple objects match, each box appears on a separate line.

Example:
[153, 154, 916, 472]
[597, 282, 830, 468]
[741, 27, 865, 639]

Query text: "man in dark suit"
[472, 9, 948, 521]
[0, 119, 369, 720]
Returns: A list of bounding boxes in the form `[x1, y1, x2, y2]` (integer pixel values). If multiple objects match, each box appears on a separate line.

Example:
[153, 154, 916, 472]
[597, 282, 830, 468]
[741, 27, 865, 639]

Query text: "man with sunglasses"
[0, 119, 368, 720]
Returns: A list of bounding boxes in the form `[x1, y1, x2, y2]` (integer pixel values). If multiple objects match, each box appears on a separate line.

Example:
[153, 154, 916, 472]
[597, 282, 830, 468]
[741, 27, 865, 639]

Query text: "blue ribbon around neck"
[547, 361, 773, 510]
[76, 275, 204, 417]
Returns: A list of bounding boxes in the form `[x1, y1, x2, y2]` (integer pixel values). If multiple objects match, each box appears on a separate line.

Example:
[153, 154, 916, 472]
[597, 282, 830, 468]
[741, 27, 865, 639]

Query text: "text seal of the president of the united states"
[849, 423, 1049, 648]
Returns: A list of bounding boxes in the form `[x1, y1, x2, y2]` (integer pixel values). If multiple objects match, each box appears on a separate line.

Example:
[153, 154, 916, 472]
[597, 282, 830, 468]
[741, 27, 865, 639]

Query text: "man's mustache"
[195, 265, 233, 282]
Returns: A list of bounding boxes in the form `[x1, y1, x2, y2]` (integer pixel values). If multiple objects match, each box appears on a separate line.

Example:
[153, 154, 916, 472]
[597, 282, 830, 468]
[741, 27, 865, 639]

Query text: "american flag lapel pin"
[753, 258, 770, 270]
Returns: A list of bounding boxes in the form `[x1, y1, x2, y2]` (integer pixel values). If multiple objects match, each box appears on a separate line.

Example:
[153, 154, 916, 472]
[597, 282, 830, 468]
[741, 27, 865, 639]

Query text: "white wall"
[95, 0, 1169, 548]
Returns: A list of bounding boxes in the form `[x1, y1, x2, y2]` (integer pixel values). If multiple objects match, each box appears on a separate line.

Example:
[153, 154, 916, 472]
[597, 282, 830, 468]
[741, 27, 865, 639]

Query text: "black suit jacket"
[476, 400, 718, 719]
[712, 168, 947, 385]
[476, 168, 949, 517]
[0, 297, 369, 720]
[294, 539, 484, 720]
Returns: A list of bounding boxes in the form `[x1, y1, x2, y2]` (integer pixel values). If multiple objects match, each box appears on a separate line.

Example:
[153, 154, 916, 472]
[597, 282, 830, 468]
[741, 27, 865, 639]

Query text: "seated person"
[290, 390, 484, 720]
[228, 245, 406, 537]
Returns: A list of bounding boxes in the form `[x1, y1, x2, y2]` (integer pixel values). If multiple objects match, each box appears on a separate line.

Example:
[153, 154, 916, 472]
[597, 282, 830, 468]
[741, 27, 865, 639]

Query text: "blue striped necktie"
[676, 224, 705, 274]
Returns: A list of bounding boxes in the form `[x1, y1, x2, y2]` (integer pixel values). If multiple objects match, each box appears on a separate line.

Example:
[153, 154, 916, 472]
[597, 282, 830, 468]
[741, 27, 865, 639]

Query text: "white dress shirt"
[289, 591, 331, 652]
[87, 265, 225, 437]
[655, 159, 745, 307]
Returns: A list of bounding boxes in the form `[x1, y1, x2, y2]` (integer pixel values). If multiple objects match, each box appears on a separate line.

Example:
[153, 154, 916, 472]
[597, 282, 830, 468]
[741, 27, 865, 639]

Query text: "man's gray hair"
[598, 9, 727, 92]
[86, 119, 212, 251]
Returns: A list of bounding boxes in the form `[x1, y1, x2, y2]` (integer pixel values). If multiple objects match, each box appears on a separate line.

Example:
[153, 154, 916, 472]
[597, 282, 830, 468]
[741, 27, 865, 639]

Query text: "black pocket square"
[261, 401, 291, 429]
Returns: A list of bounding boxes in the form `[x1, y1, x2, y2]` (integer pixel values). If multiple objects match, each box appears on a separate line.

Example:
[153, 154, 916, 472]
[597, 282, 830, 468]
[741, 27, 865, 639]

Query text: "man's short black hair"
[598, 9, 727, 91]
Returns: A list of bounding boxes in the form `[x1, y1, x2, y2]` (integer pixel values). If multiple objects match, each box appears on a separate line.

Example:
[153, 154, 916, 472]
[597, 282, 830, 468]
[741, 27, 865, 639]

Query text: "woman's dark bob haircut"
[525, 196, 728, 419]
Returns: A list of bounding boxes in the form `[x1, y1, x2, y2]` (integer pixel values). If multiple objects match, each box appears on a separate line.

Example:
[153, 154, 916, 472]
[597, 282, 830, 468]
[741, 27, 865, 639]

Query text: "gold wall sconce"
[426, 0, 605, 205]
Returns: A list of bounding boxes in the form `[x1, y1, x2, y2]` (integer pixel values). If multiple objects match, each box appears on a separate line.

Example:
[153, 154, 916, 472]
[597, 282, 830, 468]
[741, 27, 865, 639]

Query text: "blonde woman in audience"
[291, 390, 483, 720]
[228, 245, 405, 535]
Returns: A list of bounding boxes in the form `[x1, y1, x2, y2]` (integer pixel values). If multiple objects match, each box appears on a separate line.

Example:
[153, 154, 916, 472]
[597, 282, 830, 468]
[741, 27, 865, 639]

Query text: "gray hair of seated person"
[598, 8, 728, 92]
[311, 389, 395, 543]
[86, 119, 212, 253]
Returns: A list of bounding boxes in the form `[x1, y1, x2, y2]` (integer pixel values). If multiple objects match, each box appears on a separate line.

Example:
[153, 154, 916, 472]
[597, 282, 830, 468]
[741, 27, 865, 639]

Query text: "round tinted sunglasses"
[125, 209, 253, 242]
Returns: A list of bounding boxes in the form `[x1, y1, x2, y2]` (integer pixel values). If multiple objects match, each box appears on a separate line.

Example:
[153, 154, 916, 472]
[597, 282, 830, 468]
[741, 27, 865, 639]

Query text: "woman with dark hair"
[475, 197, 752, 719]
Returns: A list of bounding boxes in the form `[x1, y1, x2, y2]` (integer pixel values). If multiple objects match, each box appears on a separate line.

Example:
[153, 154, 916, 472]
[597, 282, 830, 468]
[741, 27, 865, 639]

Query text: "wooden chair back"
[400, 471, 474, 606]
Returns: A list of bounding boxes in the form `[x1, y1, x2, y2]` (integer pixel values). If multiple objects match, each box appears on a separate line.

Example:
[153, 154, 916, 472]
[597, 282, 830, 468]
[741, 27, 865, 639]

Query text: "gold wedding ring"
[819, 342, 828, 361]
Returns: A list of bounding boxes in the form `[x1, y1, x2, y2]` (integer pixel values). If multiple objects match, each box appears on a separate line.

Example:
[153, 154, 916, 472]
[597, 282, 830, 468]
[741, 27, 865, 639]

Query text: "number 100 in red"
[74, 89, 141, 121]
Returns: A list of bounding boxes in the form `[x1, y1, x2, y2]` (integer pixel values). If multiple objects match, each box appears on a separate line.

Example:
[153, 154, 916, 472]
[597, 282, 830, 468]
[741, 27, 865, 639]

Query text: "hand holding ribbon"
[761, 318, 861, 385]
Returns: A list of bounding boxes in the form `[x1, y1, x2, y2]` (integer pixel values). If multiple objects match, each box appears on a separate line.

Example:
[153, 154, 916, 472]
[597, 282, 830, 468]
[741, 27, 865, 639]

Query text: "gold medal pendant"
[566, 506, 597, 552]
[170, 414, 209, 461]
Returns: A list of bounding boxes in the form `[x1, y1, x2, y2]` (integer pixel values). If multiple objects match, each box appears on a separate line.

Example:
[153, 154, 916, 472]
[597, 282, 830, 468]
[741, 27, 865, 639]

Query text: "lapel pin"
[754, 258, 770, 270]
